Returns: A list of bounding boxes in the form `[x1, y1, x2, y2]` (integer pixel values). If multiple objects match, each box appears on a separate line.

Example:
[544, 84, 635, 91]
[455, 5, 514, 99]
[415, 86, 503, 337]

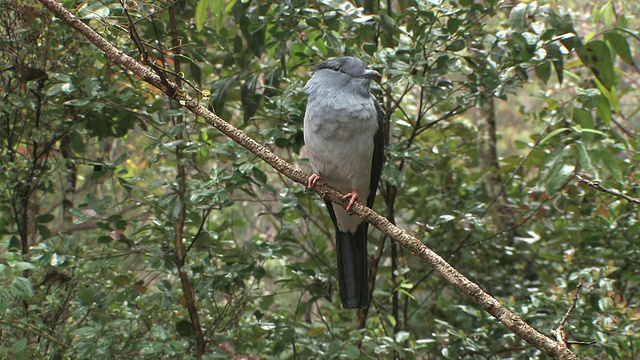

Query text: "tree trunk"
[60, 132, 77, 226]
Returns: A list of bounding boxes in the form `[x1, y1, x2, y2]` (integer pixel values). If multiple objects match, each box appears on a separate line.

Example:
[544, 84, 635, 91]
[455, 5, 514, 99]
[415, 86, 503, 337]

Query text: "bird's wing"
[367, 97, 385, 209]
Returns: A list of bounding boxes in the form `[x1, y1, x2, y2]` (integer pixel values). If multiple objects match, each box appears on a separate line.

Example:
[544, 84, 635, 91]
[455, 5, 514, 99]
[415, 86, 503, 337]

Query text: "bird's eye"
[332, 65, 342, 72]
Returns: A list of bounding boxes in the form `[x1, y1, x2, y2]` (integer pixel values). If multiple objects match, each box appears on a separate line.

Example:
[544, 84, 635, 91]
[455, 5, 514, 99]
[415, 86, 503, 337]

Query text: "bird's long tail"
[336, 223, 369, 309]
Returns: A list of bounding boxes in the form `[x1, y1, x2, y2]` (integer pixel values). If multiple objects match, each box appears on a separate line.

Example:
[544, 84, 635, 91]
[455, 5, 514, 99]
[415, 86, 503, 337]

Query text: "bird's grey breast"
[304, 83, 378, 192]
[305, 94, 377, 140]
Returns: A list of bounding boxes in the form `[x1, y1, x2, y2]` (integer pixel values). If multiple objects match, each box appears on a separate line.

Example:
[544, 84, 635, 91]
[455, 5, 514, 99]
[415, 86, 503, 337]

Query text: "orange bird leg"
[308, 173, 321, 188]
[343, 191, 359, 211]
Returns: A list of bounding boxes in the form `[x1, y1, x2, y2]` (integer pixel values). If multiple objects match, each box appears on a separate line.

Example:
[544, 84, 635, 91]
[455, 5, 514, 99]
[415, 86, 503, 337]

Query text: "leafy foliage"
[1, 0, 639, 359]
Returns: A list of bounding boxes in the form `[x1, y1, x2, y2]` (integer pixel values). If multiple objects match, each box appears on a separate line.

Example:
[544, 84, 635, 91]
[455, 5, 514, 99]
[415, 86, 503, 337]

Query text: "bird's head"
[305, 57, 379, 97]
[314, 57, 380, 79]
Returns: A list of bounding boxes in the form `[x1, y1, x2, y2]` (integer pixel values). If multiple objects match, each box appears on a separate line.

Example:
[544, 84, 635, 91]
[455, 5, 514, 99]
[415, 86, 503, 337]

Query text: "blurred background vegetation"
[1, 0, 639, 358]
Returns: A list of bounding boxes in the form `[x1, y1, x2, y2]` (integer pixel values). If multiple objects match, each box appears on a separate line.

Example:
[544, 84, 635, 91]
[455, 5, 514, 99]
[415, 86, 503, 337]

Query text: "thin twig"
[576, 174, 640, 204]
[0, 319, 65, 346]
[554, 278, 583, 342]
[552, 277, 597, 347]
[611, 115, 636, 139]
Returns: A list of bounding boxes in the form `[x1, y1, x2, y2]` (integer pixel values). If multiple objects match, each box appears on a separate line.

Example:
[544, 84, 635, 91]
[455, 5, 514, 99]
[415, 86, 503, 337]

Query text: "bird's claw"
[308, 173, 321, 189]
[343, 191, 359, 212]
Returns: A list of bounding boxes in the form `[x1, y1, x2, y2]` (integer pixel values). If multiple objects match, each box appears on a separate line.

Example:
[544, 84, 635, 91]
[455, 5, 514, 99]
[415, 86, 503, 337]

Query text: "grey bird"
[303, 57, 384, 309]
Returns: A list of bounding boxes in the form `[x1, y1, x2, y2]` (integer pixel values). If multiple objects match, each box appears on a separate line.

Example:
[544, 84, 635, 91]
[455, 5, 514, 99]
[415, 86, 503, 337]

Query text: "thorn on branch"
[551, 276, 597, 347]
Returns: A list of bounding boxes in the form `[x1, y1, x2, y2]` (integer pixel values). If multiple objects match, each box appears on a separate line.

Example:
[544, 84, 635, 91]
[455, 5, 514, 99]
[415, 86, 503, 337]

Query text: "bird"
[303, 57, 384, 309]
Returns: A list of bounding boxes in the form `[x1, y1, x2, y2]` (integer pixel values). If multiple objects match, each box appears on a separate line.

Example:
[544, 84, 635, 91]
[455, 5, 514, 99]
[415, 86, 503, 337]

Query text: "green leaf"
[546, 163, 575, 194]
[573, 142, 598, 179]
[306, 16, 321, 29]
[252, 265, 266, 280]
[195, 0, 208, 32]
[169, 123, 187, 138]
[598, 147, 623, 183]
[74, 326, 98, 339]
[600, 1, 614, 27]
[597, 96, 612, 127]
[241, 75, 262, 124]
[79, 287, 95, 306]
[175, 319, 193, 337]
[141, 341, 164, 355]
[251, 167, 267, 184]
[396, 330, 411, 343]
[69, 130, 86, 153]
[581, 40, 615, 89]
[447, 18, 461, 34]
[593, 2, 603, 23]
[63, 99, 91, 107]
[604, 31, 635, 66]
[11, 277, 34, 298]
[510, 32, 535, 62]
[577, 88, 601, 109]
[609, 85, 619, 113]
[508, 3, 527, 31]
[210, 0, 226, 32]
[346, 345, 360, 359]
[159, 140, 185, 150]
[211, 76, 238, 115]
[437, 214, 455, 224]
[552, 57, 564, 83]
[114, 275, 131, 286]
[50, 253, 66, 267]
[13, 261, 37, 272]
[46, 82, 75, 96]
[167, 196, 184, 221]
[380, 12, 395, 28]
[573, 108, 593, 129]
[536, 61, 552, 84]
[237, 13, 265, 57]
[38, 224, 52, 239]
[599, 297, 613, 311]
[166, 340, 189, 354]
[12, 338, 28, 360]
[0, 289, 9, 315]
[539, 127, 571, 145]
[382, 162, 402, 187]
[446, 39, 465, 52]
[36, 213, 55, 223]
[544, 146, 575, 193]
[578, 128, 606, 137]
[323, 31, 343, 53]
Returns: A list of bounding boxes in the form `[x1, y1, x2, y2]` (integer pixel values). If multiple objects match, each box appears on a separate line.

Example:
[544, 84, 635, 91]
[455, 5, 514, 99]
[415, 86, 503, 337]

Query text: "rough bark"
[477, 97, 502, 199]
[60, 133, 76, 226]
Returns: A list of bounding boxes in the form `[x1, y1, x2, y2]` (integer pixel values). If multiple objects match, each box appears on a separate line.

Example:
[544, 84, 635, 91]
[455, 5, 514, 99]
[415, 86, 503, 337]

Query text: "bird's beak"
[361, 69, 381, 79]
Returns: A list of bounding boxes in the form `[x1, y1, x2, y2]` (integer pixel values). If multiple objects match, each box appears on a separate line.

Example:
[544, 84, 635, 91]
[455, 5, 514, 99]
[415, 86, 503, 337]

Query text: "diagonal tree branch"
[36, 1, 576, 358]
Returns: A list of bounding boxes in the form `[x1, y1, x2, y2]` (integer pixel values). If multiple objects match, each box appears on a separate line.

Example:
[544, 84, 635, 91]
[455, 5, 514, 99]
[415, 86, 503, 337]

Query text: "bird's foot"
[308, 173, 321, 188]
[343, 191, 359, 212]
